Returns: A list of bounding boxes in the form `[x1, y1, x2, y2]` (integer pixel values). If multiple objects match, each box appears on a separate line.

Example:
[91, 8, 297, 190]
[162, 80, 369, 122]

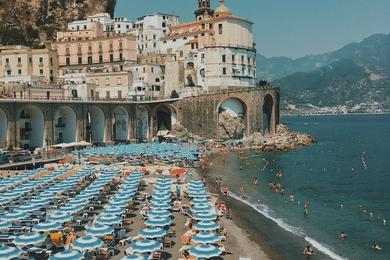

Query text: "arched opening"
[136, 106, 149, 142]
[19, 105, 44, 150]
[55, 106, 77, 144]
[218, 98, 246, 139]
[0, 108, 7, 148]
[263, 94, 274, 134]
[86, 106, 105, 143]
[112, 106, 129, 142]
[156, 105, 176, 131]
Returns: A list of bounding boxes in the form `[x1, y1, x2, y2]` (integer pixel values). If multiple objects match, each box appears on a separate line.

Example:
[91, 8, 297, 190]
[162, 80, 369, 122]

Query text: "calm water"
[209, 114, 390, 260]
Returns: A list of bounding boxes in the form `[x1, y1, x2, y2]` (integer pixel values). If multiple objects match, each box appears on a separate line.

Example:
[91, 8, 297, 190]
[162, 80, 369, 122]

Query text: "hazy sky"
[115, 0, 390, 58]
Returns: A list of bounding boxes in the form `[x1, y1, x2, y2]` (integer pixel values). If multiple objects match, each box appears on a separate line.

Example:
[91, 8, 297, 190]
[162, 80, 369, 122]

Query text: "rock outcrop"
[218, 111, 245, 139]
[171, 123, 193, 142]
[0, 0, 116, 47]
[243, 124, 315, 151]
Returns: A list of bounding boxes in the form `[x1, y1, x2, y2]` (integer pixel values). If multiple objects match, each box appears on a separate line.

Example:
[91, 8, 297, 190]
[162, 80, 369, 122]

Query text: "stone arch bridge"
[0, 86, 279, 149]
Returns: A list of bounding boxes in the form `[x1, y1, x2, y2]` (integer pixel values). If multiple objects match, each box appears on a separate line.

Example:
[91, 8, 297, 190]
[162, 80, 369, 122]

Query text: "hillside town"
[0, 0, 257, 101]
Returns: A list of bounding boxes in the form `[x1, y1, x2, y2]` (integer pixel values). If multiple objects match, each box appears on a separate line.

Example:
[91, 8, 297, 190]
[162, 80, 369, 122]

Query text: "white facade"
[67, 13, 134, 34]
[135, 13, 179, 56]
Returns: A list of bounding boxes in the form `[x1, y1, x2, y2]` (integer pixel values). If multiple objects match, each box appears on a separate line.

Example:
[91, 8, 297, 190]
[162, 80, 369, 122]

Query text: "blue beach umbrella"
[95, 214, 122, 225]
[86, 224, 114, 237]
[138, 227, 167, 239]
[189, 244, 222, 259]
[32, 221, 62, 232]
[144, 217, 172, 227]
[193, 221, 220, 231]
[153, 190, 171, 196]
[191, 232, 221, 244]
[121, 254, 147, 260]
[103, 206, 124, 215]
[191, 198, 211, 205]
[109, 199, 129, 207]
[189, 192, 209, 198]
[131, 239, 162, 253]
[1, 211, 25, 221]
[147, 209, 171, 218]
[15, 203, 39, 212]
[49, 249, 83, 260]
[47, 212, 72, 223]
[192, 213, 218, 221]
[60, 204, 83, 214]
[0, 221, 11, 229]
[191, 204, 212, 213]
[150, 202, 171, 210]
[13, 232, 46, 247]
[72, 235, 103, 251]
[0, 244, 21, 259]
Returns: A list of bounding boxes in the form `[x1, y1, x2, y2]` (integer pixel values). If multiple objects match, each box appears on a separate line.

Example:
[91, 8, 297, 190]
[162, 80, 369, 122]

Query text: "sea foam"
[229, 191, 348, 260]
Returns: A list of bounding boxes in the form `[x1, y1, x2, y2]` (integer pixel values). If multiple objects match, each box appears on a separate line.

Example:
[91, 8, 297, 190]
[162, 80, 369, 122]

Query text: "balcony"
[55, 123, 66, 128]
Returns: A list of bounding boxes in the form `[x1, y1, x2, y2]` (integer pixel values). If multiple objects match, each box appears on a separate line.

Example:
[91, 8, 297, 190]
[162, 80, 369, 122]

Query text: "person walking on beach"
[240, 185, 246, 198]
[176, 185, 181, 199]
[304, 202, 309, 216]
[222, 186, 229, 200]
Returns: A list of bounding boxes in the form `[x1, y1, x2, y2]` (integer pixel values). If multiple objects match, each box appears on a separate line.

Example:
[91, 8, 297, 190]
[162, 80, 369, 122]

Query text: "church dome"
[215, 1, 231, 14]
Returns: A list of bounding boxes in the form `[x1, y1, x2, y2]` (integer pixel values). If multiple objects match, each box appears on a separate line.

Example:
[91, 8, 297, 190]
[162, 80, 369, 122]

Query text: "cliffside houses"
[0, 0, 257, 101]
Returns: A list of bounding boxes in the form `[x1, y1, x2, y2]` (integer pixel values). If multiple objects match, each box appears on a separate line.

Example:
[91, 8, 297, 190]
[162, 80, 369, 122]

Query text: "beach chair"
[163, 237, 174, 248]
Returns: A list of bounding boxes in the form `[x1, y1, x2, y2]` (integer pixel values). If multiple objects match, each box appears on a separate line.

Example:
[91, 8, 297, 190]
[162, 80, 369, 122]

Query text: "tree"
[170, 90, 179, 99]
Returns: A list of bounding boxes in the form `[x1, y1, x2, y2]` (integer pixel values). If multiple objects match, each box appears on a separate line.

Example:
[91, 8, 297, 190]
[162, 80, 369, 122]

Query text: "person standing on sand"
[222, 186, 229, 200]
[304, 202, 309, 216]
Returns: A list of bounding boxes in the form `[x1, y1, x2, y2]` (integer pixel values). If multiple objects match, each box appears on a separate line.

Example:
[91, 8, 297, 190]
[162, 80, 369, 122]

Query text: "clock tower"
[195, 0, 214, 20]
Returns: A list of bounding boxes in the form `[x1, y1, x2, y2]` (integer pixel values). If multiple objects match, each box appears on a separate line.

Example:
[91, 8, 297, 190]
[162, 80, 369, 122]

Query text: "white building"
[162, 0, 257, 95]
[67, 13, 134, 34]
[135, 13, 179, 56]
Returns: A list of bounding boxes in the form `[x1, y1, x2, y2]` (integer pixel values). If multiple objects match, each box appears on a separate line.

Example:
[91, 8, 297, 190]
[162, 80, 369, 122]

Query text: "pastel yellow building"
[0, 46, 59, 84]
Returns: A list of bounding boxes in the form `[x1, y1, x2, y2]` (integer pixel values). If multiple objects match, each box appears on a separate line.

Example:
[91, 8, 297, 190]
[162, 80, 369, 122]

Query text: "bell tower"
[195, 0, 214, 21]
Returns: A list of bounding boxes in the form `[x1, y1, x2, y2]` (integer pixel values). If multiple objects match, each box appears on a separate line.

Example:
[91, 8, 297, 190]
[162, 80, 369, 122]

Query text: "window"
[223, 67, 227, 75]
[50, 58, 53, 66]
[241, 55, 244, 63]
[5, 58, 9, 64]
[117, 77, 122, 85]
[201, 54, 205, 63]
[118, 90, 122, 98]
[155, 78, 160, 83]
[17, 57, 21, 63]
[153, 43, 157, 48]
[84, 25, 87, 30]
[151, 67, 154, 73]
[105, 91, 110, 98]
[38, 57, 43, 63]
[105, 78, 110, 86]
[162, 22, 166, 28]
[153, 34, 156, 40]
[119, 53, 123, 61]
[143, 67, 146, 73]
[18, 69, 22, 75]
[95, 79, 99, 86]
[218, 24, 223, 34]
[39, 69, 44, 75]
[88, 56, 92, 64]
[99, 55, 103, 63]
[29, 58, 32, 63]
[110, 54, 114, 62]
[200, 68, 205, 78]
[232, 55, 235, 64]
[78, 56, 82, 65]
[6, 70, 11, 76]
[222, 55, 226, 63]
[155, 86, 160, 91]
[99, 44, 103, 52]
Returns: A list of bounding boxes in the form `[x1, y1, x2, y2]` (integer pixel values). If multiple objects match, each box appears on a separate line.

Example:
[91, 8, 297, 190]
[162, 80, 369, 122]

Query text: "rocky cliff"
[0, 0, 116, 47]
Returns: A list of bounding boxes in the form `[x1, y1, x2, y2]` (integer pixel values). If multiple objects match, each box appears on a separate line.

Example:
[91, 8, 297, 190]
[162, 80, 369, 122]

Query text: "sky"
[115, 0, 390, 59]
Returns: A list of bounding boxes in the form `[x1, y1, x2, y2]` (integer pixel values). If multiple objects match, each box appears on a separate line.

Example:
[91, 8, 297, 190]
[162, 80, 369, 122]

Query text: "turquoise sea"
[208, 114, 390, 260]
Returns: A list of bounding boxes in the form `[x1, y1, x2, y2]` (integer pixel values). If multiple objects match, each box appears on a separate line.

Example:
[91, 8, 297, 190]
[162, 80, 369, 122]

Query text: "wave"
[229, 191, 347, 260]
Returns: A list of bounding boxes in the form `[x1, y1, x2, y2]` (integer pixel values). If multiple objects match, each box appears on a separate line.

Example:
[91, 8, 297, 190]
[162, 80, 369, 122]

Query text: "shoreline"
[200, 152, 334, 260]
[281, 112, 390, 117]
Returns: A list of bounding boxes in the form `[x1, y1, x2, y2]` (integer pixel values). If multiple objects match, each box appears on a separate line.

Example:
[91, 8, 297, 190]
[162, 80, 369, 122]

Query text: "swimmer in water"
[339, 231, 347, 240]
[304, 202, 309, 216]
[289, 193, 295, 203]
[253, 177, 259, 185]
[303, 245, 314, 256]
[372, 244, 382, 251]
